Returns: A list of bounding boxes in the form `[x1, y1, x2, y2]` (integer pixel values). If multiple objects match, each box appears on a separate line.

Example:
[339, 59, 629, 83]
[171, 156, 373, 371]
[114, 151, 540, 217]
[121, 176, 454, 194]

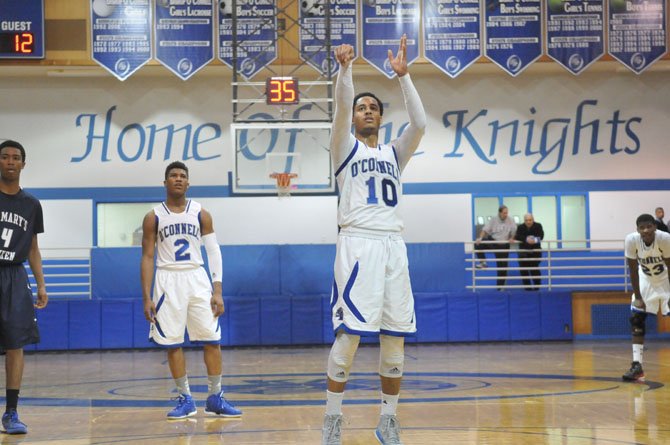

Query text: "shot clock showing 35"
[0, 0, 44, 59]
[266, 77, 300, 105]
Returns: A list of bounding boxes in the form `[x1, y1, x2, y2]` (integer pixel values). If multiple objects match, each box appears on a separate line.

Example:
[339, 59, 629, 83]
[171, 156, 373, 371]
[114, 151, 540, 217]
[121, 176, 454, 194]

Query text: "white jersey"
[154, 200, 204, 270]
[335, 140, 403, 232]
[625, 230, 670, 284]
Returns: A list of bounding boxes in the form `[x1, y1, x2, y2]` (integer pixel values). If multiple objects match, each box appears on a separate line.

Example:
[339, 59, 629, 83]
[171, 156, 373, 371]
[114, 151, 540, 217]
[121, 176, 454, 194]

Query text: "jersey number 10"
[365, 177, 398, 207]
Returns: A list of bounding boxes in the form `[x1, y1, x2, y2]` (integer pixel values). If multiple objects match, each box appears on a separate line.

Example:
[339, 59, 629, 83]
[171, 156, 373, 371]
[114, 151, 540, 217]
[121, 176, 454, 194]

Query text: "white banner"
[0, 71, 668, 188]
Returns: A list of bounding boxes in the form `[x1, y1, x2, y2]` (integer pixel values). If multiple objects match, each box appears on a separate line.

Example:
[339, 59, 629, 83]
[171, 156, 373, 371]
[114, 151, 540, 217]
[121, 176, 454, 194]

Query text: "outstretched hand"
[334, 44, 355, 69]
[388, 34, 408, 77]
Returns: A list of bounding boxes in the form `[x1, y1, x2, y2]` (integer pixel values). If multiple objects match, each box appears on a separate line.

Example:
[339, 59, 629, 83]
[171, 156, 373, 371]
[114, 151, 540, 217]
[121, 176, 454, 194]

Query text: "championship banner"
[546, 0, 604, 74]
[608, 0, 667, 74]
[361, 0, 420, 79]
[218, 1, 276, 80]
[422, 0, 481, 78]
[299, 0, 357, 76]
[91, 0, 152, 81]
[484, 0, 542, 76]
[155, 0, 214, 80]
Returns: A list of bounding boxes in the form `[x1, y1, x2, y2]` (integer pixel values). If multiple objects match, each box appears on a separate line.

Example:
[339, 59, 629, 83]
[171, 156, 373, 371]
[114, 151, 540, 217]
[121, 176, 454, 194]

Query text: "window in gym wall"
[502, 196, 527, 225]
[472, 194, 587, 248]
[532, 196, 557, 246]
[560, 195, 588, 248]
[97, 202, 159, 247]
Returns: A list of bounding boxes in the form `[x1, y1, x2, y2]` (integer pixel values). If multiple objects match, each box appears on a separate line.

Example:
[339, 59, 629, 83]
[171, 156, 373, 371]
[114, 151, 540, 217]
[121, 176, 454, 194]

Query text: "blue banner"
[546, 1, 604, 74]
[91, 0, 152, 80]
[422, 0, 481, 78]
[484, 0, 542, 76]
[361, 0, 420, 79]
[608, 0, 667, 74]
[155, 0, 214, 80]
[218, 1, 276, 80]
[299, 0, 357, 76]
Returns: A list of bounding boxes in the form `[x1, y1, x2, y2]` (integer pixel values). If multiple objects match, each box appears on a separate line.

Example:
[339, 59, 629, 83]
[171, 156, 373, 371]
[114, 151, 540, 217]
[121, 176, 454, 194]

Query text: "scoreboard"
[0, 0, 44, 59]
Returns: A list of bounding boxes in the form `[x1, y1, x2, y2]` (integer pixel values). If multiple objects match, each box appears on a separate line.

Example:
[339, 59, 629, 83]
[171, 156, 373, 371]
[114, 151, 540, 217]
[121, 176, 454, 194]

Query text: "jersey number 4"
[365, 177, 398, 207]
[1, 228, 13, 248]
[174, 239, 191, 261]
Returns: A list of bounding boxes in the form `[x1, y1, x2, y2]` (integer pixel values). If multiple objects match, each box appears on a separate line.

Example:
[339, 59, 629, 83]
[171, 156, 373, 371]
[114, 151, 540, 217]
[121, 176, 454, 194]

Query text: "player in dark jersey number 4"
[0, 140, 48, 434]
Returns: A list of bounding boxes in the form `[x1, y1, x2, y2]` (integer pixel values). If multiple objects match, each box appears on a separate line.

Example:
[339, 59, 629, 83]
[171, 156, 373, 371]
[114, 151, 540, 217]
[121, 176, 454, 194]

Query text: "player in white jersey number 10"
[322, 35, 426, 445]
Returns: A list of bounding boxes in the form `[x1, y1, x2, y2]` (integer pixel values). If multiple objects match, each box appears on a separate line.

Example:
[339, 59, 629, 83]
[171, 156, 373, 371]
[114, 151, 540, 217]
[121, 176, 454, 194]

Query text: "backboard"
[231, 122, 334, 195]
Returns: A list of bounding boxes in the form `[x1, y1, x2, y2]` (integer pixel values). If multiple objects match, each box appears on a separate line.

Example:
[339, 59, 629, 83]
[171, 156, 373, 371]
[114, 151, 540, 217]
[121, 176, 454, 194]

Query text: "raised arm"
[330, 44, 357, 169]
[390, 34, 426, 171]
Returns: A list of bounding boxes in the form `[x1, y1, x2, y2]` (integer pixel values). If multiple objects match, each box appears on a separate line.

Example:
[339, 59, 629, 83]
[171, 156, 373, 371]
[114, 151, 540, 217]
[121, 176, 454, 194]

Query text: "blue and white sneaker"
[204, 391, 242, 417]
[2, 409, 27, 434]
[167, 394, 197, 419]
[375, 414, 403, 445]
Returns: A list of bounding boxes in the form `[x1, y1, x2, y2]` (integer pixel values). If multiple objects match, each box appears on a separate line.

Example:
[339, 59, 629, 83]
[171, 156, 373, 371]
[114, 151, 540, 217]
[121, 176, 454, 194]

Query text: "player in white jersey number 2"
[622, 213, 670, 382]
[140, 161, 241, 420]
[322, 35, 426, 445]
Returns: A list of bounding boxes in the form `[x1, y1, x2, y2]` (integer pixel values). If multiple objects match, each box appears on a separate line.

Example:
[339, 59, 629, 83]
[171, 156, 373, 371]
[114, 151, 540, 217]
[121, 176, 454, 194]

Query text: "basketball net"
[269, 172, 298, 198]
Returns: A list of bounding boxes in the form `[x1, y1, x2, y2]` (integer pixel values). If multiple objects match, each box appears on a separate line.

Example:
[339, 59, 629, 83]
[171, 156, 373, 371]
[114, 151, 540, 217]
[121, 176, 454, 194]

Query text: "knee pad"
[327, 332, 360, 382]
[630, 312, 647, 337]
[379, 335, 405, 378]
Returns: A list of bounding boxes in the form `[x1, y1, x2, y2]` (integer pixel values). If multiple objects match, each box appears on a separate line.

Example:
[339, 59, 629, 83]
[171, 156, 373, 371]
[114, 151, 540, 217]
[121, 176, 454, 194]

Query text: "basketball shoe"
[622, 361, 645, 382]
[204, 391, 242, 417]
[2, 409, 27, 434]
[322, 414, 342, 445]
[375, 414, 403, 445]
[167, 394, 197, 419]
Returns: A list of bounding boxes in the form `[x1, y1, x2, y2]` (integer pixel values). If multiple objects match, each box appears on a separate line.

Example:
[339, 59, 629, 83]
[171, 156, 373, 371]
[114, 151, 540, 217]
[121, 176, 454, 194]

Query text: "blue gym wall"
[29, 243, 573, 351]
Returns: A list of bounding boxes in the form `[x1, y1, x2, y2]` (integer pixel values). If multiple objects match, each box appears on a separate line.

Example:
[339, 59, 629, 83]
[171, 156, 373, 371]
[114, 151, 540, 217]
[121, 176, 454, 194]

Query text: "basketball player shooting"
[321, 35, 426, 445]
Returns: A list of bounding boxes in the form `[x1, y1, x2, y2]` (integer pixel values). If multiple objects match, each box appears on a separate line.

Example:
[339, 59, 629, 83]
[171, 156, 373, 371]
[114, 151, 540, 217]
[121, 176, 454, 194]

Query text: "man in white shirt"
[474, 205, 517, 289]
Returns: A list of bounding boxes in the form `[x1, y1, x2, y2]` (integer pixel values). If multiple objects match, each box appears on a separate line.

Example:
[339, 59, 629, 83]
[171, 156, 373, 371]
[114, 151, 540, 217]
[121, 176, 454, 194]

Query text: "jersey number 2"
[174, 239, 191, 261]
[365, 177, 398, 207]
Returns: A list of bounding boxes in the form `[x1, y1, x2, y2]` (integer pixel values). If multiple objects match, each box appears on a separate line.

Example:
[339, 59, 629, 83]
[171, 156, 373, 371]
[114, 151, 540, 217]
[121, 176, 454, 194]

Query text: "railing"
[25, 248, 91, 300]
[465, 240, 629, 291]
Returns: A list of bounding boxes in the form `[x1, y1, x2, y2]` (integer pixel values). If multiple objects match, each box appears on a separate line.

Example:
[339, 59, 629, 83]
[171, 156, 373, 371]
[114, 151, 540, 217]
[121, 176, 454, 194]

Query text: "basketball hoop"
[269, 172, 298, 198]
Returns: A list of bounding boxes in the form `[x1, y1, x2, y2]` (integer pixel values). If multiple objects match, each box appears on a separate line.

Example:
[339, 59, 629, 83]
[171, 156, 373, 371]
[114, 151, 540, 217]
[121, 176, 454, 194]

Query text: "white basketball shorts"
[149, 267, 221, 346]
[631, 273, 670, 315]
[331, 229, 416, 336]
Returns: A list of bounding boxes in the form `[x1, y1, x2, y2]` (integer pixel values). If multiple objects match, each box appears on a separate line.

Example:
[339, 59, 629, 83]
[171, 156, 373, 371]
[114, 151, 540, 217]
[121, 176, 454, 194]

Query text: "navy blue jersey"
[0, 189, 44, 265]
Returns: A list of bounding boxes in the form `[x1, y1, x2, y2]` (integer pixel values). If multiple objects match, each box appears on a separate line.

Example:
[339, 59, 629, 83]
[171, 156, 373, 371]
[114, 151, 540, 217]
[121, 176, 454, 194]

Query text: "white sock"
[326, 390, 344, 415]
[208, 374, 222, 396]
[633, 344, 644, 363]
[175, 375, 191, 396]
[381, 392, 399, 416]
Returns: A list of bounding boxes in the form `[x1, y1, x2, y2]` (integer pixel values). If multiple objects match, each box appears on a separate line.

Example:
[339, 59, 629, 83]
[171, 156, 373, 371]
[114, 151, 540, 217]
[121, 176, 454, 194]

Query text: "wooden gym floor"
[1, 340, 669, 444]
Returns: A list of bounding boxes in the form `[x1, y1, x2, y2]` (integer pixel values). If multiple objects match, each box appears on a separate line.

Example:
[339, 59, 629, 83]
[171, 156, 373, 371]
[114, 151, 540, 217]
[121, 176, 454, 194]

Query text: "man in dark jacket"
[654, 207, 669, 232]
[515, 213, 544, 291]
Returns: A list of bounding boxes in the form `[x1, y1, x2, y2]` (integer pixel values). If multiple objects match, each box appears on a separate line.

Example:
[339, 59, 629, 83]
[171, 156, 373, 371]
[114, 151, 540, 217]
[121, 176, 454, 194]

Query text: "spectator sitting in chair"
[474, 205, 517, 290]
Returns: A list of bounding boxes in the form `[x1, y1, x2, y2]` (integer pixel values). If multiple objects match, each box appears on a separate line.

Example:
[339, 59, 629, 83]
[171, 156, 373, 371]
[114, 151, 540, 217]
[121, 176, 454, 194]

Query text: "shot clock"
[266, 77, 300, 105]
[0, 0, 44, 59]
